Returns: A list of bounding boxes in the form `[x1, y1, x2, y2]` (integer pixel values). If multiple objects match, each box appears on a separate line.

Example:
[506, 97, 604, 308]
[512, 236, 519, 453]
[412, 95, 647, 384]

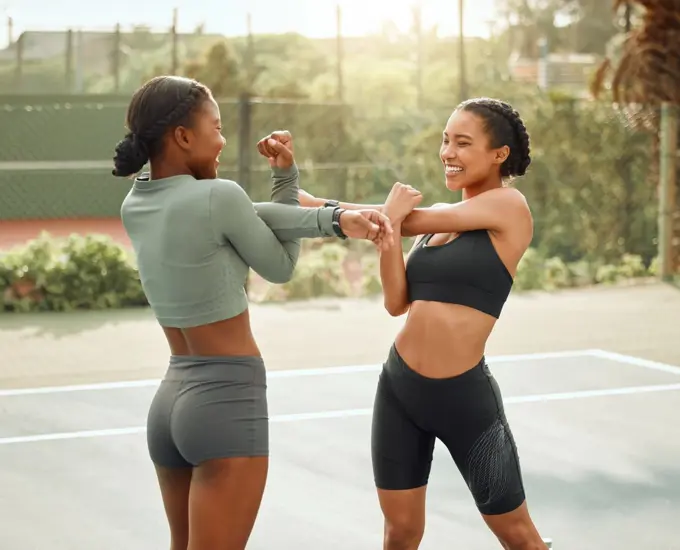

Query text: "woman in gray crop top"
[111, 75, 394, 550]
[263, 98, 551, 549]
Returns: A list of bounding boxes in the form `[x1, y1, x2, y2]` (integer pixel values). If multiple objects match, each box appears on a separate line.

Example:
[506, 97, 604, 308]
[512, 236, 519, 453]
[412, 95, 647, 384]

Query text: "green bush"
[361, 254, 382, 296]
[595, 253, 649, 285]
[513, 248, 546, 291]
[542, 256, 571, 290]
[256, 242, 353, 302]
[565, 260, 597, 287]
[0, 233, 662, 314]
[0, 232, 147, 312]
[648, 256, 660, 276]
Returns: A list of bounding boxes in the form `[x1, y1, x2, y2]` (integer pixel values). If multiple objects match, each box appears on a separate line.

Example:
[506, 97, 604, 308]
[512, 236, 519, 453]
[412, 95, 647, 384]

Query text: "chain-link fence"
[0, 94, 353, 219]
[0, 92, 668, 270]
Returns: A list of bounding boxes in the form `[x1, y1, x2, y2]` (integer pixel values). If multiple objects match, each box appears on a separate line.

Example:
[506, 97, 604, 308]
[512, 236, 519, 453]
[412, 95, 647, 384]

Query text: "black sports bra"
[405, 230, 513, 318]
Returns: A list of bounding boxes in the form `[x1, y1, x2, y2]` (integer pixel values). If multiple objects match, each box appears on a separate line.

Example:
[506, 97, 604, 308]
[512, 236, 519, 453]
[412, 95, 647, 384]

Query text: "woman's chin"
[444, 176, 466, 192]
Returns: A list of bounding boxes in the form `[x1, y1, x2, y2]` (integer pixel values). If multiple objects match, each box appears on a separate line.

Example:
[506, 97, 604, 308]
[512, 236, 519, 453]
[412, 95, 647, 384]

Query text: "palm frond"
[592, 0, 680, 128]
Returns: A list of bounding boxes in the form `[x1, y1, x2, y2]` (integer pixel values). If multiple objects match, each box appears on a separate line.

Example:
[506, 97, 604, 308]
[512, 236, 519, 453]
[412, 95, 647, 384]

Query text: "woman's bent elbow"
[261, 264, 296, 284]
[384, 299, 409, 317]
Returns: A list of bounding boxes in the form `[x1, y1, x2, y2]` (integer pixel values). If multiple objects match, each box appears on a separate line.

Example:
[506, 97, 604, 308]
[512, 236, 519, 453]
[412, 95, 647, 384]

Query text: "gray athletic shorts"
[147, 354, 268, 468]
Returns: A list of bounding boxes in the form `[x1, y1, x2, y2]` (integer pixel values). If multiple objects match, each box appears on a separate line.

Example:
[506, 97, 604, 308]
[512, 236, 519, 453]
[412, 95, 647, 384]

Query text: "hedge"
[0, 232, 660, 313]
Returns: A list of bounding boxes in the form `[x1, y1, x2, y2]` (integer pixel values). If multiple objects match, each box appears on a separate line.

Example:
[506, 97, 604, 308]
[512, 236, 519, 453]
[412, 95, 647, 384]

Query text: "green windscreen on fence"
[0, 94, 353, 219]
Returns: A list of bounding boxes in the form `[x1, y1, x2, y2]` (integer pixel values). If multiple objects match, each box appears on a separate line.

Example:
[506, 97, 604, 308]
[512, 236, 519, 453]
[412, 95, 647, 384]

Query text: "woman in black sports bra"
[260, 97, 547, 549]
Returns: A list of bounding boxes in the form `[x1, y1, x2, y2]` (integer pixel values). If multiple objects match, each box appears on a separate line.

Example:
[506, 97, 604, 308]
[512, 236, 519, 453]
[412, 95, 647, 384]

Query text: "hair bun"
[112, 133, 149, 178]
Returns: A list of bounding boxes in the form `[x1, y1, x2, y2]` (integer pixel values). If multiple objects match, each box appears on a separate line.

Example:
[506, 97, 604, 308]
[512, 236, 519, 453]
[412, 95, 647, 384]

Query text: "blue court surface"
[1, 348, 680, 550]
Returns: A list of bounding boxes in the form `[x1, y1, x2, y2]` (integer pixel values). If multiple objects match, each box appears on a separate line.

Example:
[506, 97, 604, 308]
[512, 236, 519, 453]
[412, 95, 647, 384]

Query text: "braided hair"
[112, 76, 211, 178]
[456, 97, 531, 178]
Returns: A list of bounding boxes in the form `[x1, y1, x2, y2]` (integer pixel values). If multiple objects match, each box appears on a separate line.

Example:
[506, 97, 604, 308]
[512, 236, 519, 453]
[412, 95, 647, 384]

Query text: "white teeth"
[445, 165, 463, 173]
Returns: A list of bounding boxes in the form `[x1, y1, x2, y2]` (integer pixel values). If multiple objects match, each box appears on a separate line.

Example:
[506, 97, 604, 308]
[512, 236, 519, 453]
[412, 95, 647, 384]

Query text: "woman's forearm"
[270, 164, 300, 205]
[308, 196, 384, 212]
[252, 202, 336, 240]
[379, 223, 410, 317]
[309, 195, 424, 237]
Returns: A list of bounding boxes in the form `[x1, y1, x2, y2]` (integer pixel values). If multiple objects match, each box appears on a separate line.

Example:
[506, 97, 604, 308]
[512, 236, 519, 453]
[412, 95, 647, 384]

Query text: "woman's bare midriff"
[161, 309, 261, 357]
[394, 300, 498, 379]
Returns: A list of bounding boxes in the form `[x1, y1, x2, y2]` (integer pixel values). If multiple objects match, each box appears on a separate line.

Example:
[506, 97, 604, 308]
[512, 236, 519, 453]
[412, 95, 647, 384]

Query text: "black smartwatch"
[331, 207, 348, 239]
[324, 200, 340, 208]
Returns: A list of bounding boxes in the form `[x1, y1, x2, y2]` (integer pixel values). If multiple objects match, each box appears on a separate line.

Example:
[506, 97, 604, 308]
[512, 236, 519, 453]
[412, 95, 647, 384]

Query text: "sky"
[1, 0, 502, 46]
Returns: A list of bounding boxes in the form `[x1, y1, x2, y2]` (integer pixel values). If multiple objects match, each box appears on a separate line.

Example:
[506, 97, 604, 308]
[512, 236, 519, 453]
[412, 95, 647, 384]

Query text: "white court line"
[2, 381, 679, 446]
[0, 349, 597, 397]
[589, 349, 680, 376]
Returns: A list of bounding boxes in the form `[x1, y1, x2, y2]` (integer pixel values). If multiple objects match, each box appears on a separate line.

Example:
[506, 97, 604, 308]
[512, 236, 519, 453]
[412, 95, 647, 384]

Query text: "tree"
[184, 40, 244, 98]
[497, 0, 567, 57]
[591, 1, 680, 110]
[591, 0, 680, 273]
[496, 0, 620, 56]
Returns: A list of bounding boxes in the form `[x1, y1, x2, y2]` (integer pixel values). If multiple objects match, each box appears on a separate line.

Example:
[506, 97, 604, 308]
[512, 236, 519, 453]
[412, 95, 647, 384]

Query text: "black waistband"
[384, 344, 488, 385]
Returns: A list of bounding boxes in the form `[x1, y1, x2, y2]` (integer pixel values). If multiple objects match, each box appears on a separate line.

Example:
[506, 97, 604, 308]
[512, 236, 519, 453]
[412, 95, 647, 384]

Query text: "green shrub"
[595, 263, 622, 284]
[0, 232, 146, 312]
[542, 256, 571, 290]
[648, 256, 660, 276]
[565, 260, 597, 287]
[595, 253, 648, 285]
[618, 253, 647, 278]
[361, 254, 382, 296]
[513, 248, 546, 291]
[258, 243, 353, 302]
[0, 232, 662, 313]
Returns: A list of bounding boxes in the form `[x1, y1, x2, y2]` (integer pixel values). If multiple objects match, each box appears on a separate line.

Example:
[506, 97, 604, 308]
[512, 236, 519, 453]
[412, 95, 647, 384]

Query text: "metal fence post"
[238, 92, 253, 292]
[658, 102, 678, 280]
[238, 92, 252, 196]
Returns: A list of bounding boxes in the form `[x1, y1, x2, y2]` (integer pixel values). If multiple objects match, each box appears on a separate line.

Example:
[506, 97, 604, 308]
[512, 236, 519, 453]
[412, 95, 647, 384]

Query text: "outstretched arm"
[301, 193, 385, 213]
[308, 186, 531, 238]
[251, 163, 338, 241]
[210, 180, 335, 284]
[398, 187, 532, 237]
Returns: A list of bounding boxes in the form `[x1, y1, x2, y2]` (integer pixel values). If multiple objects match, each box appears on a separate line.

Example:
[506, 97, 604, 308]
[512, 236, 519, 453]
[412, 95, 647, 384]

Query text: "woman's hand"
[383, 182, 423, 224]
[256, 130, 294, 169]
[339, 210, 394, 251]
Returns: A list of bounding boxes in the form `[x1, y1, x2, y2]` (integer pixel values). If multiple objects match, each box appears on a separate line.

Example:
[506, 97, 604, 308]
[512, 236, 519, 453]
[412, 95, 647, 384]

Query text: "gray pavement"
[1, 349, 680, 550]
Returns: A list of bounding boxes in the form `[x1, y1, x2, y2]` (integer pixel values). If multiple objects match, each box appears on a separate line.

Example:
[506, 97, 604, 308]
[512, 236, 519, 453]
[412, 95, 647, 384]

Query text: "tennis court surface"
[1, 348, 679, 549]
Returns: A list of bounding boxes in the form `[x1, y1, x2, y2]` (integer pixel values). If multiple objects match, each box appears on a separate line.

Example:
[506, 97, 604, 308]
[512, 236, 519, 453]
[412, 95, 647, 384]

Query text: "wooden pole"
[14, 31, 23, 91]
[246, 12, 254, 92]
[171, 8, 178, 74]
[414, 0, 423, 110]
[458, 0, 466, 102]
[658, 102, 677, 280]
[113, 23, 121, 92]
[336, 4, 343, 102]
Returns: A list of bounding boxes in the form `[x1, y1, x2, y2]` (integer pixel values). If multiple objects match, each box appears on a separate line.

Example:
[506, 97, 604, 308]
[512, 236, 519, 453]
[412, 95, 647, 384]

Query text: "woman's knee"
[482, 501, 546, 550]
[384, 516, 425, 550]
[503, 537, 547, 550]
[377, 486, 427, 550]
[495, 522, 547, 550]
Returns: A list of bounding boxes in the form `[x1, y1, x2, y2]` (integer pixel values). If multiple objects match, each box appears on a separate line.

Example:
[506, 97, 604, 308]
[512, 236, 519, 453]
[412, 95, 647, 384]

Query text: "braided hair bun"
[112, 132, 149, 177]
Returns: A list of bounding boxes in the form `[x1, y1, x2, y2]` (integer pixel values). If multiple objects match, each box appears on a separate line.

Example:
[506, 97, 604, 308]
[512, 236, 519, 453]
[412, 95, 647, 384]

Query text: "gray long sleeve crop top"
[120, 164, 336, 328]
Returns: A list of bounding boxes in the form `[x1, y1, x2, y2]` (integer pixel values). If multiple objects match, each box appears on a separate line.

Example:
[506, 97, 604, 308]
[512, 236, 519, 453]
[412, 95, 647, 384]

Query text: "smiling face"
[440, 109, 510, 192]
[177, 96, 226, 180]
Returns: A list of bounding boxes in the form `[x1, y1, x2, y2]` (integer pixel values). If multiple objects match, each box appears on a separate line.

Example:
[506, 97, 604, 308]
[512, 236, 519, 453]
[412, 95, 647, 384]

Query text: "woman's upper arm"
[208, 180, 303, 284]
[401, 187, 532, 238]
